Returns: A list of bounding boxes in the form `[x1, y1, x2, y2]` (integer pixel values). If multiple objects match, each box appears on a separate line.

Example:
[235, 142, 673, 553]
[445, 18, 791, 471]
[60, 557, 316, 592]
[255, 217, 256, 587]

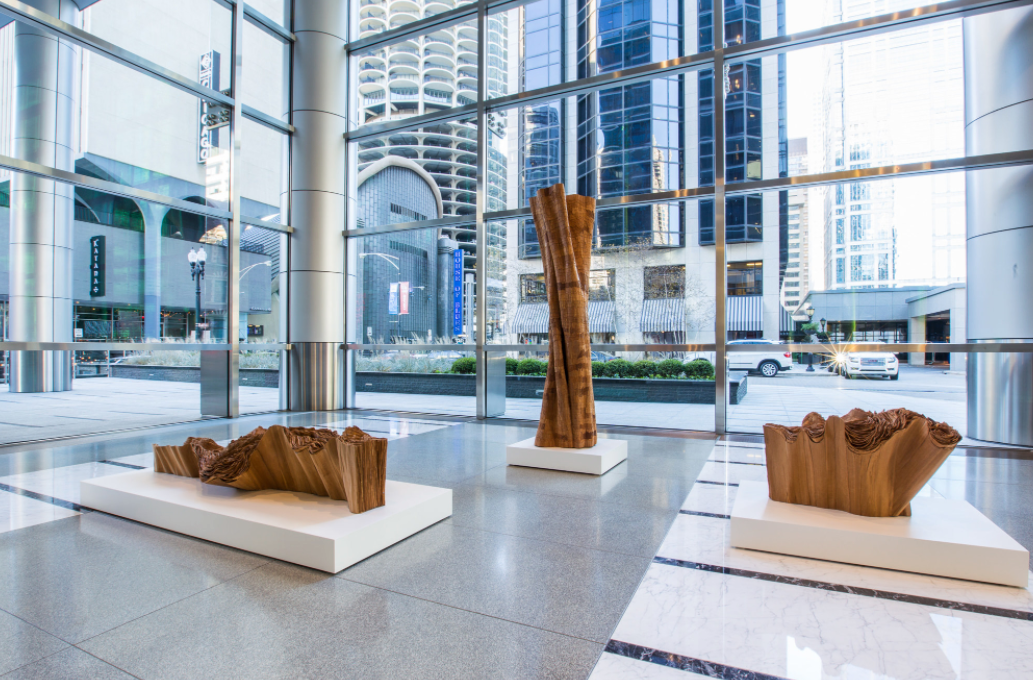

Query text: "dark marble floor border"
[709, 459, 766, 466]
[0, 482, 90, 513]
[604, 642, 788, 680]
[99, 460, 147, 470]
[680, 510, 731, 520]
[651, 557, 1033, 622]
[695, 480, 738, 487]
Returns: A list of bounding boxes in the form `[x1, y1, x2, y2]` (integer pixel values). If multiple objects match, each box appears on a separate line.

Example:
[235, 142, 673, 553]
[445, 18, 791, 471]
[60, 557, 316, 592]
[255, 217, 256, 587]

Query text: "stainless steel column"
[287, 0, 347, 410]
[964, 7, 1033, 446]
[8, 0, 80, 392]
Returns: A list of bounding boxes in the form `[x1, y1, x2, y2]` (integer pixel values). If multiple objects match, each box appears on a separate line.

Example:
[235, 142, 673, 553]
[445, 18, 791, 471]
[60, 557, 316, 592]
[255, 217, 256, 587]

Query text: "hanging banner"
[399, 281, 410, 315]
[388, 282, 399, 315]
[452, 249, 463, 335]
[89, 235, 105, 297]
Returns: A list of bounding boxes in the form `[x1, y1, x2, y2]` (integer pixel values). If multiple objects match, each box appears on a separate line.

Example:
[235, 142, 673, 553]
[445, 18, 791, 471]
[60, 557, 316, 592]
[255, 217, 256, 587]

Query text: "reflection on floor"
[0, 411, 1031, 678]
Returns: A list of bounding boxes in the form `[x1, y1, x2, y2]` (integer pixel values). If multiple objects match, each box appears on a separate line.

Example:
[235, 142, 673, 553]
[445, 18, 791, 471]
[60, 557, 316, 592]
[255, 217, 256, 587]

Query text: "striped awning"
[510, 303, 549, 334]
[727, 295, 763, 332]
[587, 300, 617, 333]
[640, 298, 685, 332]
[780, 305, 794, 333]
[510, 301, 616, 334]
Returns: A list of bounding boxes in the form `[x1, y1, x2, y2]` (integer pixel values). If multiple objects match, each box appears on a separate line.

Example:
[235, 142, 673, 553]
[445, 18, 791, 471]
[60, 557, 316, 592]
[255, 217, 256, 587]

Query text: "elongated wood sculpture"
[530, 184, 597, 449]
[763, 408, 961, 517]
[153, 425, 388, 514]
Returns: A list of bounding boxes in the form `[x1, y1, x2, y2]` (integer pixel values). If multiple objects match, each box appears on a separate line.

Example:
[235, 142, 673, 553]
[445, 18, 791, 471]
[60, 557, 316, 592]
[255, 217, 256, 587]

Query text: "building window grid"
[338, 0, 1032, 433]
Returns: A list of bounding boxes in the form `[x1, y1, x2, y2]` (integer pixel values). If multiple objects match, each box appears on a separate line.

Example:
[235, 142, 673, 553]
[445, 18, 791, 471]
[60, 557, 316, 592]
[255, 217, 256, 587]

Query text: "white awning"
[727, 295, 763, 331]
[510, 303, 549, 334]
[640, 298, 685, 332]
[510, 300, 616, 334]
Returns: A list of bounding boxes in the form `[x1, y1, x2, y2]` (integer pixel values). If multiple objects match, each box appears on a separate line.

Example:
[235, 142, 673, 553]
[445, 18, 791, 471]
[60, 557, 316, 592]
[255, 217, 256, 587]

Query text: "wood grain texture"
[530, 184, 598, 449]
[763, 408, 961, 517]
[153, 425, 388, 514]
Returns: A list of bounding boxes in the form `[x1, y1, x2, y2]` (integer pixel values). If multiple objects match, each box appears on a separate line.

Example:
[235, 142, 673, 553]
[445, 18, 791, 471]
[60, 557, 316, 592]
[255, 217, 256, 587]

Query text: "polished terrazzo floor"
[0, 411, 1031, 678]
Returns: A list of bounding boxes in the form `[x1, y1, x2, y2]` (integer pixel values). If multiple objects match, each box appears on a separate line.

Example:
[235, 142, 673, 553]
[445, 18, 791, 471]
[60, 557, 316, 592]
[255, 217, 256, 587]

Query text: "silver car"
[727, 339, 793, 377]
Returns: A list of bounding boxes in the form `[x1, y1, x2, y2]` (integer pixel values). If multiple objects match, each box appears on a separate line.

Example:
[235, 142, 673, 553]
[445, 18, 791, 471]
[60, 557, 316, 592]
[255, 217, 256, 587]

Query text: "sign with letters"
[452, 249, 463, 335]
[89, 235, 105, 297]
[198, 51, 224, 163]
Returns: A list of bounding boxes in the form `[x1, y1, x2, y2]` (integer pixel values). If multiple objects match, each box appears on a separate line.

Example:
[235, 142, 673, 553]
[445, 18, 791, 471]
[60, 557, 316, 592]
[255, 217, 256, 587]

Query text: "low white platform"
[506, 436, 627, 475]
[80, 471, 452, 573]
[730, 480, 1029, 587]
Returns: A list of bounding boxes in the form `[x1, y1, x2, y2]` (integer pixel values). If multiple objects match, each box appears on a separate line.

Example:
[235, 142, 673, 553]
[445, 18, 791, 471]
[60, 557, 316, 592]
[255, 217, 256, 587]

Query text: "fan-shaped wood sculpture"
[763, 408, 961, 517]
[153, 425, 387, 514]
[530, 184, 597, 449]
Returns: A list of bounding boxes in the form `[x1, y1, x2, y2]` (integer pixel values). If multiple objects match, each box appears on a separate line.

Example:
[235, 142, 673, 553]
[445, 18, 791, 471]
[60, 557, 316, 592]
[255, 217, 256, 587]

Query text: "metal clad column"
[9, 0, 80, 392]
[964, 7, 1033, 446]
[287, 0, 347, 410]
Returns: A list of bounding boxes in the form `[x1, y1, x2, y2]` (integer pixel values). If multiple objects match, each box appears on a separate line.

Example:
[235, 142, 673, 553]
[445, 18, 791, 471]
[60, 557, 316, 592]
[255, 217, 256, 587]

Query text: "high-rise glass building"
[820, 0, 965, 291]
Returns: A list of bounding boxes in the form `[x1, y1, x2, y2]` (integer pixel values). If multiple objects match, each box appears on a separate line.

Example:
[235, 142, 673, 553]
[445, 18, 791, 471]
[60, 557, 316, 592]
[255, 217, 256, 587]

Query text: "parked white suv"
[727, 339, 793, 377]
[839, 344, 900, 380]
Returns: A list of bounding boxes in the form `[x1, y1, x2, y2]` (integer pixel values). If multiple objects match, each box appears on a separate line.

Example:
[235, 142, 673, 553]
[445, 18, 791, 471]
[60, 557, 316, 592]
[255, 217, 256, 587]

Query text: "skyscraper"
[354, 3, 510, 340]
[781, 137, 810, 311]
[820, 0, 965, 291]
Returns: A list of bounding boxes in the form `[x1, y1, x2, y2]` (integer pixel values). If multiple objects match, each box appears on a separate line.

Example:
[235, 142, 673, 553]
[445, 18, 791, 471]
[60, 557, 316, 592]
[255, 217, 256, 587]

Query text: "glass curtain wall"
[344, 0, 1033, 445]
[0, 0, 292, 443]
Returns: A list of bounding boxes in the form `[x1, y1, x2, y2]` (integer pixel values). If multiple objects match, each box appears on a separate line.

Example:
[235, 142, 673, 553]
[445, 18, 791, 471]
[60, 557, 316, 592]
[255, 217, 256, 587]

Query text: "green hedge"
[457, 355, 716, 380]
[657, 358, 685, 378]
[684, 358, 715, 380]
[517, 358, 548, 376]
[450, 357, 477, 374]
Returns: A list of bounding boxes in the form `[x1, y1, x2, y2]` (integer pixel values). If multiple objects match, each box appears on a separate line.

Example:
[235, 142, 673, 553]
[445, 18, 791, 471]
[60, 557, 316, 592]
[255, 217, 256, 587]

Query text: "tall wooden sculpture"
[530, 184, 597, 449]
[154, 425, 388, 514]
[763, 408, 961, 517]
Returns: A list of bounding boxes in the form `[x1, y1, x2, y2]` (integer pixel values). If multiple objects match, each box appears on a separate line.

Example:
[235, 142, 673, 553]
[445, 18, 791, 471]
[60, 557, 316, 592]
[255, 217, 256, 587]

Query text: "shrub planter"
[356, 371, 748, 405]
[112, 365, 280, 388]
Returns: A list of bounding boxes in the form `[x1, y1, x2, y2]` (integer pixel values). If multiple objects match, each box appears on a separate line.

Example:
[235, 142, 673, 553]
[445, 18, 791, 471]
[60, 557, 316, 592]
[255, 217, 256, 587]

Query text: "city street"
[0, 365, 971, 446]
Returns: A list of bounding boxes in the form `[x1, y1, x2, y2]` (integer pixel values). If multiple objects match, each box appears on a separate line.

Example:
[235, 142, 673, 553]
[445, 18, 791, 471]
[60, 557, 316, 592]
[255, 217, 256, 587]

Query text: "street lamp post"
[806, 307, 816, 371]
[188, 248, 207, 340]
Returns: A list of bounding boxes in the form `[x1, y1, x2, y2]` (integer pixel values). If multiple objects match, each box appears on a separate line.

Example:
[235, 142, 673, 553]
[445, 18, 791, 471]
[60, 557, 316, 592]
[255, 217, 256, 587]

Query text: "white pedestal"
[506, 437, 627, 475]
[731, 480, 1029, 587]
[80, 471, 452, 574]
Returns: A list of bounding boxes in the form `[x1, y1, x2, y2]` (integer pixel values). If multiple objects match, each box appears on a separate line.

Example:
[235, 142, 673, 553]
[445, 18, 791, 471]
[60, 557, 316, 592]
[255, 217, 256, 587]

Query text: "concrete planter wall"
[356, 371, 748, 404]
[108, 366, 749, 404]
[111, 365, 280, 388]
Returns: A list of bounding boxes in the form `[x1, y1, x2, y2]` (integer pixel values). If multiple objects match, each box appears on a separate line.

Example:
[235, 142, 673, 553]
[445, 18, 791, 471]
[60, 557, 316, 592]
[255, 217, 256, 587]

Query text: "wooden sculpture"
[154, 425, 388, 514]
[529, 184, 597, 449]
[763, 408, 961, 517]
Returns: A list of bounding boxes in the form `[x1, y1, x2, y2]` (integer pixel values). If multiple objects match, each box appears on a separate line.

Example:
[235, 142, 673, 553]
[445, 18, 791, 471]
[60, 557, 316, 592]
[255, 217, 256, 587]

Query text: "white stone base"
[506, 437, 627, 475]
[80, 471, 452, 574]
[730, 480, 1029, 587]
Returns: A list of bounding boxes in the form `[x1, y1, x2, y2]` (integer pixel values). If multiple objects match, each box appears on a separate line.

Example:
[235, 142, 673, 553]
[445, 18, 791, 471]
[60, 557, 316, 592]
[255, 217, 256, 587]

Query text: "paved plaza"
[0, 378, 279, 445]
[0, 365, 970, 446]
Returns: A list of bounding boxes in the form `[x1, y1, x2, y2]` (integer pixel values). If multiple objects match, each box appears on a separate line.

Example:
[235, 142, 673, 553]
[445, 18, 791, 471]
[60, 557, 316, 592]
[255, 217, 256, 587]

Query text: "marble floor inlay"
[588, 442, 1033, 680]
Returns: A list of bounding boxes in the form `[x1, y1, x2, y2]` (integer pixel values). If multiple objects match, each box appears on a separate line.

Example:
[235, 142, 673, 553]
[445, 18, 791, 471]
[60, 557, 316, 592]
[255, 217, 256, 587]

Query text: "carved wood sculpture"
[763, 408, 961, 517]
[530, 184, 597, 449]
[153, 425, 388, 513]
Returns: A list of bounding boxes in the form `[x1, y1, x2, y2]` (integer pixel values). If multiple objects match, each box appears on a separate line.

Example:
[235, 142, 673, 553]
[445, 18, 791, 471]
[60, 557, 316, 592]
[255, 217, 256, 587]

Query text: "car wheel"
[890, 373, 899, 381]
[758, 360, 779, 378]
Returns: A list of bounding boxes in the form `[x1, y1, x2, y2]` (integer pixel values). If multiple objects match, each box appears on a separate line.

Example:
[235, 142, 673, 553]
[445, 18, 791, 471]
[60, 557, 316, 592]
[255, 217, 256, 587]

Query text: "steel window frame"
[338, 0, 1033, 432]
[0, 0, 294, 419]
